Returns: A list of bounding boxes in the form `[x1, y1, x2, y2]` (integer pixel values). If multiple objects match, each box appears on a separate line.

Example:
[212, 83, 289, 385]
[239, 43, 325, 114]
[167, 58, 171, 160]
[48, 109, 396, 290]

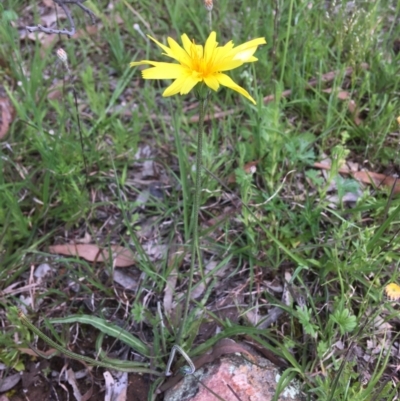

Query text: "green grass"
[2, 0, 400, 400]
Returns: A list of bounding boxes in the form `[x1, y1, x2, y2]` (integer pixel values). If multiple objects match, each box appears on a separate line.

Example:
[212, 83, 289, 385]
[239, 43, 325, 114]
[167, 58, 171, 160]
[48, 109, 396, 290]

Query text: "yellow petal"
[216, 73, 256, 104]
[204, 31, 218, 64]
[204, 74, 220, 91]
[130, 60, 154, 67]
[162, 76, 189, 97]
[142, 63, 186, 79]
[233, 48, 261, 62]
[180, 75, 201, 94]
[147, 35, 176, 59]
[229, 37, 266, 62]
[231, 37, 267, 53]
[167, 36, 193, 65]
[213, 59, 244, 72]
[181, 34, 193, 53]
[385, 283, 400, 300]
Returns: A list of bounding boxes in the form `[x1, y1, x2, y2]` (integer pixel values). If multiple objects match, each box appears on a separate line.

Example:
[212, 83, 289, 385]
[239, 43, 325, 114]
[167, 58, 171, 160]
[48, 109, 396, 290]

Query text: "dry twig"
[26, 0, 96, 37]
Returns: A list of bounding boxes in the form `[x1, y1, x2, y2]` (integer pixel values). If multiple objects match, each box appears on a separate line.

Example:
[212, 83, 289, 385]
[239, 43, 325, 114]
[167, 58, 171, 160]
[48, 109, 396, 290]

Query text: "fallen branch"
[26, 0, 96, 37]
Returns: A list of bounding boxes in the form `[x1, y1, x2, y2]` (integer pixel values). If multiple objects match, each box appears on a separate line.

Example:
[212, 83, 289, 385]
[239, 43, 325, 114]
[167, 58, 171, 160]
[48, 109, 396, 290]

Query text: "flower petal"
[147, 35, 176, 59]
[385, 283, 400, 300]
[162, 75, 190, 97]
[216, 73, 256, 104]
[204, 31, 218, 64]
[181, 34, 193, 54]
[130, 60, 156, 67]
[180, 75, 201, 94]
[142, 63, 186, 79]
[204, 74, 220, 91]
[167, 36, 193, 66]
[183, 35, 203, 58]
[229, 37, 267, 62]
[213, 59, 244, 72]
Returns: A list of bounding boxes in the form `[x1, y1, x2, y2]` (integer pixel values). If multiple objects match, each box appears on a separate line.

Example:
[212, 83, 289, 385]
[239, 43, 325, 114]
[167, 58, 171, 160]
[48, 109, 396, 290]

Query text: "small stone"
[164, 354, 304, 401]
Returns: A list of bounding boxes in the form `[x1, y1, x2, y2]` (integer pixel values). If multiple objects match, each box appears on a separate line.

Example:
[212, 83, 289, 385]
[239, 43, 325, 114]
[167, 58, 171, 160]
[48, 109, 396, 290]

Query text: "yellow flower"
[130, 31, 266, 104]
[385, 283, 400, 300]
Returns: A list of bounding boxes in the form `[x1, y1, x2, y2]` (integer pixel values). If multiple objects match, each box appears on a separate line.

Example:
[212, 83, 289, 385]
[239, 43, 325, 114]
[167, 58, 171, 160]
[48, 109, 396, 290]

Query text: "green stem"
[279, 0, 294, 84]
[178, 97, 206, 343]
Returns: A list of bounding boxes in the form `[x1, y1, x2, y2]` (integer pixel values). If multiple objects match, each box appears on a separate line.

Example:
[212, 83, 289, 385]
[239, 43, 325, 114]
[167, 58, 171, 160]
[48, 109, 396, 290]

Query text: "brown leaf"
[39, 33, 58, 52]
[314, 162, 400, 194]
[48, 244, 135, 267]
[40, 10, 66, 28]
[0, 373, 21, 393]
[43, 0, 56, 7]
[47, 82, 63, 100]
[18, 347, 57, 357]
[72, 25, 99, 39]
[0, 95, 15, 140]
[163, 268, 178, 315]
[336, 90, 350, 100]
[351, 170, 400, 192]
[244, 160, 259, 174]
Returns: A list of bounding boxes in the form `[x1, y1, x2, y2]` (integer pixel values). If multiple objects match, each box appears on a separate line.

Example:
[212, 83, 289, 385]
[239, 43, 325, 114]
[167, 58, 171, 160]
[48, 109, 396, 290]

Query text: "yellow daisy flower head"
[130, 31, 266, 104]
[385, 283, 400, 301]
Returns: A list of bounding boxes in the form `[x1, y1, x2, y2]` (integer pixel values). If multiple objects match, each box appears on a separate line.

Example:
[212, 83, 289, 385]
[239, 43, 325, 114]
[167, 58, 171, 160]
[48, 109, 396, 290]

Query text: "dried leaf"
[47, 82, 63, 100]
[34, 263, 54, 283]
[104, 372, 114, 401]
[314, 162, 400, 194]
[22, 360, 50, 388]
[66, 369, 82, 401]
[191, 261, 224, 300]
[72, 25, 99, 39]
[18, 347, 57, 357]
[0, 95, 15, 140]
[164, 269, 178, 314]
[244, 160, 259, 174]
[43, 0, 56, 7]
[113, 269, 138, 290]
[48, 244, 135, 267]
[104, 371, 128, 401]
[0, 373, 21, 392]
[40, 33, 58, 51]
[40, 10, 66, 28]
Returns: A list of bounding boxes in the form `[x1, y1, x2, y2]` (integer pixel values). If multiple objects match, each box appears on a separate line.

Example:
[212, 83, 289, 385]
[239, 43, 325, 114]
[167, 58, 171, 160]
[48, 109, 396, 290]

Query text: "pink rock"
[164, 354, 304, 401]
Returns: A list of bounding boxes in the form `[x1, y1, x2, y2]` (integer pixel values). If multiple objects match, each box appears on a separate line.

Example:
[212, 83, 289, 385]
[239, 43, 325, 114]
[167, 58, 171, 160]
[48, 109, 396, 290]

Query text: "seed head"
[56, 48, 68, 64]
[204, 0, 213, 11]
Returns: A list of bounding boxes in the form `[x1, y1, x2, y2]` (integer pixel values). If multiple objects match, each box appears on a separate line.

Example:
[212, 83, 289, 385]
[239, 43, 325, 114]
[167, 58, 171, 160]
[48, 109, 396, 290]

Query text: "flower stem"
[178, 97, 206, 344]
